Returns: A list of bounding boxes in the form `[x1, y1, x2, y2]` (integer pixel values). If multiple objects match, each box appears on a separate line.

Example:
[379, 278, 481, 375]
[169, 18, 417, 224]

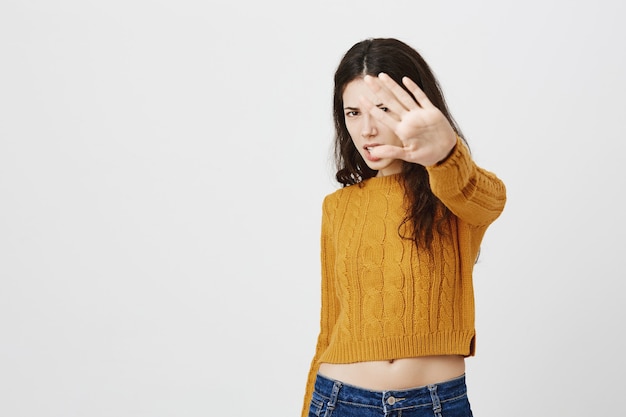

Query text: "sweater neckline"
[360, 173, 403, 189]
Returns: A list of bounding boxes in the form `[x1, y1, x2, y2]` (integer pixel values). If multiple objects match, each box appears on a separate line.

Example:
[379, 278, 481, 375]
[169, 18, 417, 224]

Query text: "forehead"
[342, 78, 379, 105]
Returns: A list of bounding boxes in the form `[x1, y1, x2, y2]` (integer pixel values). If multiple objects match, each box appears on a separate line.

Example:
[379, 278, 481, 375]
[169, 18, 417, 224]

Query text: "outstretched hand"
[361, 73, 458, 167]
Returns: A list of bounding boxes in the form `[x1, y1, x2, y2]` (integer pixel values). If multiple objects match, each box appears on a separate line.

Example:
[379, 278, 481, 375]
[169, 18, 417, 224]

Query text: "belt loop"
[428, 384, 442, 417]
[326, 380, 342, 414]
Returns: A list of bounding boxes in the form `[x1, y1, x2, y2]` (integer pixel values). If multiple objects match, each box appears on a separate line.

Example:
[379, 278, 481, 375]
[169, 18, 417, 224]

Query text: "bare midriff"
[317, 355, 465, 391]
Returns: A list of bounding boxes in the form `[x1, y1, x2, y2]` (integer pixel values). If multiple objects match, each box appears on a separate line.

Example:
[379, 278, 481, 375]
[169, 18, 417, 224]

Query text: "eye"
[378, 106, 390, 113]
[345, 110, 359, 117]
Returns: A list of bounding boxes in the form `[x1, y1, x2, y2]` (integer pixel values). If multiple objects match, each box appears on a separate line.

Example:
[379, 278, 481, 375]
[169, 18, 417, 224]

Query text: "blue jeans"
[308, 373, 473, 417]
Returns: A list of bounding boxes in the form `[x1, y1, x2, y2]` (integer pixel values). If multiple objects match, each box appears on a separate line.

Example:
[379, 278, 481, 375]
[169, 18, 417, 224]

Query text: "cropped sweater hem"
[319, 330, 475, 363]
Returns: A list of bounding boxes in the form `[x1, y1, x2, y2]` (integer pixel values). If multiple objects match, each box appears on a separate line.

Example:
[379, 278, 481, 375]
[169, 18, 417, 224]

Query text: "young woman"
[302, 38, 506, 417]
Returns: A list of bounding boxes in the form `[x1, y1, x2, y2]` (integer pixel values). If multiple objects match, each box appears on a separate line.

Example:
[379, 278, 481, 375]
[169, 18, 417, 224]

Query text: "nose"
[361, 113, 378, 138]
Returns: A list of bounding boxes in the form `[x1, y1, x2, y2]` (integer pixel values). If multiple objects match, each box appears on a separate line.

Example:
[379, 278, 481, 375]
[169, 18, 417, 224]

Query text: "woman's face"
[342, 78, 404, 177]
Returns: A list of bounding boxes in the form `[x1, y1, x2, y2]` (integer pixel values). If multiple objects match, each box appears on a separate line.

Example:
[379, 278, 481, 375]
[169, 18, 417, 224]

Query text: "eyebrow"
[344, 103, 384, 110]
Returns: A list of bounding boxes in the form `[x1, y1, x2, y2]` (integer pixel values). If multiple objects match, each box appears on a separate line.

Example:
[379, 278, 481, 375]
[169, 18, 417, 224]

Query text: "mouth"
[363, 144, 381, 162]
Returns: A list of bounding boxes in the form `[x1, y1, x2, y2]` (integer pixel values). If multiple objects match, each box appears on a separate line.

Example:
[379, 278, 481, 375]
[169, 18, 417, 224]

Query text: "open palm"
[361, 73, 458, 167]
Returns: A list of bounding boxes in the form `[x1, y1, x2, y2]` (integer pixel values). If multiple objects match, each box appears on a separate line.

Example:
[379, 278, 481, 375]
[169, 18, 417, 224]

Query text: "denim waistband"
[313, 372, 468, 411]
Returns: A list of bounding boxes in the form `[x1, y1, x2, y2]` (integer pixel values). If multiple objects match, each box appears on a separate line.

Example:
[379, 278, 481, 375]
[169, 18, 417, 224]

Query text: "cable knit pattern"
[301, 139, 506, 417]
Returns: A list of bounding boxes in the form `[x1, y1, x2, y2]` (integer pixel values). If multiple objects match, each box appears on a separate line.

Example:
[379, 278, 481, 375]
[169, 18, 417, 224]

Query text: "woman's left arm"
[362, 73, 506, 225]
[426, 138, 506, 226]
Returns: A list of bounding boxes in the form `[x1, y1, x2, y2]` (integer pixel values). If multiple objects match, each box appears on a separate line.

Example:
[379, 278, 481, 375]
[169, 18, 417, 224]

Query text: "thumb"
[368, 144, 405, 160]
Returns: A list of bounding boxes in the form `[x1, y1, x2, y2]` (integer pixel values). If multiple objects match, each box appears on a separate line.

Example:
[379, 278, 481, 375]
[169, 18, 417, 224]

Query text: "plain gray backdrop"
[1, 1, 625, 416]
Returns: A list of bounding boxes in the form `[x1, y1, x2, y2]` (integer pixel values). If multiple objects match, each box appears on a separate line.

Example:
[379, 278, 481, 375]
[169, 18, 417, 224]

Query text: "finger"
[368, 144, 407, 161]
[359, 95, 400, 131]
[402, 77, 433, 108]
[370, 143, 440, 166]
[378, 73, 420, 111]
[358, 93, 376, 113]
[363, 75, 409, 116]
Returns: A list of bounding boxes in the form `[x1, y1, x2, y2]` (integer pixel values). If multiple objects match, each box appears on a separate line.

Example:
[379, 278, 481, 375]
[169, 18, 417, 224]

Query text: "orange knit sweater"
[301, 140, 506, 417]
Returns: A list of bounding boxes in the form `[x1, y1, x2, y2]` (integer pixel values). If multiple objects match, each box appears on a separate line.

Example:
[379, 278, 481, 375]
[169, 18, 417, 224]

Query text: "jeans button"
[387, 396, 396, 405]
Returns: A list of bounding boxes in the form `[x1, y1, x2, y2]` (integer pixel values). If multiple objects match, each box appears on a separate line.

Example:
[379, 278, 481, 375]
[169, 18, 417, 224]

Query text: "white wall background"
[1, 1, 624, 416]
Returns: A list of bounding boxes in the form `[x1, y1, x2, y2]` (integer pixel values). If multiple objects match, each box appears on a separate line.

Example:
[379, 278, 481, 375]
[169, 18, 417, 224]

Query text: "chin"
[368, 161, 392, 171]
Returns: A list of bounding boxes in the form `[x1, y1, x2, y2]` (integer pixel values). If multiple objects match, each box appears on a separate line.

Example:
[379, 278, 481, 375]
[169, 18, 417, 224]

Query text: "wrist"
[435, 136, 458, 166]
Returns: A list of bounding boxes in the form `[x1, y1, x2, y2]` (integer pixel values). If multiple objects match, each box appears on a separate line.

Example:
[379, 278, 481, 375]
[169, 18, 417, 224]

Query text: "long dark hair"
[332, 38, 467, 249]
